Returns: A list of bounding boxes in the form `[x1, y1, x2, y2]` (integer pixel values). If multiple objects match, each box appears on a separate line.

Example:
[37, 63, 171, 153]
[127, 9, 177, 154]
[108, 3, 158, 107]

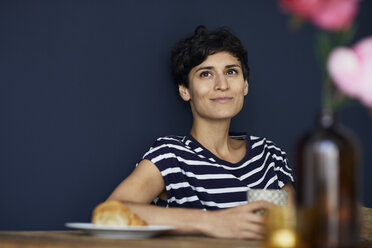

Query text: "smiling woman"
[106, 25, 295, 239]
[181, 52, 248, 121]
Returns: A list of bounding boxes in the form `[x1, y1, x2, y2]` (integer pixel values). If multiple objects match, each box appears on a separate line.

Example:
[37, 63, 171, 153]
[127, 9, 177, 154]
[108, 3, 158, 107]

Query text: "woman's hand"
[202, 201, 274, 239]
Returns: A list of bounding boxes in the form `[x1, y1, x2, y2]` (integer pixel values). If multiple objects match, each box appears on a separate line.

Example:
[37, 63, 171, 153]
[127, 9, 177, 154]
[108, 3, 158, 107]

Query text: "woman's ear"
[244, 80, 249, 96]
[179, 84, 191, 101]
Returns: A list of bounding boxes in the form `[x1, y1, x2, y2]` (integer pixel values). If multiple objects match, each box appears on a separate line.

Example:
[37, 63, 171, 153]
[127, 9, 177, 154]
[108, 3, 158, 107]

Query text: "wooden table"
[0, 231, 371, 248]
[0, 230, 262, 248]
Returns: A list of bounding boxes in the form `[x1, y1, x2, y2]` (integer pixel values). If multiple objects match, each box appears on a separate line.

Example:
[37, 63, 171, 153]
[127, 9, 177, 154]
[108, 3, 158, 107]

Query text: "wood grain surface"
[0, 231, 261, 248]
[0, 230, 371, 248]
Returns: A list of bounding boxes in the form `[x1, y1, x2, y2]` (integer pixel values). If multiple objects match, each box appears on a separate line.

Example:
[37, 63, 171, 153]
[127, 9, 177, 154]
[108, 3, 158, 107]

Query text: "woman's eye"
[226, 69, 238, 75]
[200, 71, 212, 78]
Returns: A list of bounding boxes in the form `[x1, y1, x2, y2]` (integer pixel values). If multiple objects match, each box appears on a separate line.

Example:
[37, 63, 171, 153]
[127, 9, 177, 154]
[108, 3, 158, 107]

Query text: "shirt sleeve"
[141, 137, 180, 173]
[270, 145, 295, 188]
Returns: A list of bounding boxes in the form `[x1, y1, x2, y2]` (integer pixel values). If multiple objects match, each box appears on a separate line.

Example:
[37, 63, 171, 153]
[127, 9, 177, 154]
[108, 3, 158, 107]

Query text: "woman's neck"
[190, 118, 237, 160]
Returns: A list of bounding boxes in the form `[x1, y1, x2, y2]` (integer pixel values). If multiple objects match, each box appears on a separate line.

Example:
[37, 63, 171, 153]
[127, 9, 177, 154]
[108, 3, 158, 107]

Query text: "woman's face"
[179, 51, 248, 121]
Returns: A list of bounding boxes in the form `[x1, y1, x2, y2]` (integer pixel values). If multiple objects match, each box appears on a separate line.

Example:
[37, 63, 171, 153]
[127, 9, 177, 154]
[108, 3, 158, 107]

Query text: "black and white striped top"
[142, 133, 294, 210]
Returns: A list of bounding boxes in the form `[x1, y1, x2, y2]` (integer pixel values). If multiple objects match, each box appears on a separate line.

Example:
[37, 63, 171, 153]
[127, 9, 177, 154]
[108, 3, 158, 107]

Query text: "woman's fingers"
[246, 200, 276, 212]
[205, 201, 278, 239]
[241, 231, 265, 240]
[233, 201, 277, 239]
[232, 220, 266, 239]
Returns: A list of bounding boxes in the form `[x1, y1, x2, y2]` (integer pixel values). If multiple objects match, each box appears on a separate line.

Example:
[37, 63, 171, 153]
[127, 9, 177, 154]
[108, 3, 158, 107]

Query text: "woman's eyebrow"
[195, 64, 240, 73]
[195, 66, 213, 72]
[226, 64, 241, 68]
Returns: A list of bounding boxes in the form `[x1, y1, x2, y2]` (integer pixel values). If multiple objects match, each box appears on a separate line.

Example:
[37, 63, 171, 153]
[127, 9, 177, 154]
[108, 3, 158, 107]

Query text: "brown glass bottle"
[295, 110, 360, 248]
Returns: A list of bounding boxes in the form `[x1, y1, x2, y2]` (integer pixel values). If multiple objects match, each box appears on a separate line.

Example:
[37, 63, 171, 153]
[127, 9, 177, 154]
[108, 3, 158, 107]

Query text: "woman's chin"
[203, 112, 239, 121]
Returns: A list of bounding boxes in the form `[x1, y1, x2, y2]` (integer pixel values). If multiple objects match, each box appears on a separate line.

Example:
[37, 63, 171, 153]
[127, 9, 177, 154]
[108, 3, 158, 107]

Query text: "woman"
[107, 26, 294, 239]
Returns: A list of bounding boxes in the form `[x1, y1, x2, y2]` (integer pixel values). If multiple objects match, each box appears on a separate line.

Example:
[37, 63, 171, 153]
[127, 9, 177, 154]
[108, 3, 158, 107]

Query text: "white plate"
[65, 223, 174, 239]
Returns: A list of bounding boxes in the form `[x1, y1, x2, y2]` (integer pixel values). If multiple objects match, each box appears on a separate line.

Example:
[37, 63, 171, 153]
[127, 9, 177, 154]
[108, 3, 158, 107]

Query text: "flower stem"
[317, 26, 355, 112]
[323, 76, 334, 111]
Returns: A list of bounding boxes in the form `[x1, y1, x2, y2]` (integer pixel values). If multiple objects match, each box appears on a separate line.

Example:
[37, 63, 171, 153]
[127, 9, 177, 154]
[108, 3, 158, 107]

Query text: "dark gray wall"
[1, 0, 371, 230]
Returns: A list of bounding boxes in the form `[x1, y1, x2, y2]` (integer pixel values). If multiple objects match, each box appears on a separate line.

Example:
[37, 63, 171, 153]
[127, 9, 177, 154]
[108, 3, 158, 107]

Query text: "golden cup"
[264, 206, 297, 248]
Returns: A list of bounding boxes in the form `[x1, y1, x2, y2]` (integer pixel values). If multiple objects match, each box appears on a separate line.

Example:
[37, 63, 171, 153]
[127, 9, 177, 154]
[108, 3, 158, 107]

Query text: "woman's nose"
[214, 74, 229, 91]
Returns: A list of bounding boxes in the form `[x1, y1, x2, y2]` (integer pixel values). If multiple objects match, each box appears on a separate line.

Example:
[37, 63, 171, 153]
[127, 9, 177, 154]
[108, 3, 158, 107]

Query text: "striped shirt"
[142, 133, 294, 210]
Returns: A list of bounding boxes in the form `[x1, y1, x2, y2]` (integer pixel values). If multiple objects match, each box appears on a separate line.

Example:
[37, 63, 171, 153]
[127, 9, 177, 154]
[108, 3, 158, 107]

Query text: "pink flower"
[279, 0, 359, 31]
[327, 37, 372, 107]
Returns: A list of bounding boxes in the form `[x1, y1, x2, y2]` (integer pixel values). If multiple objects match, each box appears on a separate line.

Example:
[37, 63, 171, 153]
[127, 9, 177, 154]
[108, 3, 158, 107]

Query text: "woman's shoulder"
[151, 135, 186, 147]
[248, 135, 287, 156]
[143, 135, 188, 157]
[142, 135, 196, 165]
[155, 135, 185, 141]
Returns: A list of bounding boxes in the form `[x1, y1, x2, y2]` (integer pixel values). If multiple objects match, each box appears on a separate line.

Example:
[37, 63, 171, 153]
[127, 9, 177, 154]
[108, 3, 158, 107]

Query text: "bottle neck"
[316, 109, 338, 129]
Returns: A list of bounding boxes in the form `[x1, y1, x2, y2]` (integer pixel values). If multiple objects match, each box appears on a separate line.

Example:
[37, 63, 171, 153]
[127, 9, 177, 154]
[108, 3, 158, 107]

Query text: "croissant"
[92, 200, 147, 226]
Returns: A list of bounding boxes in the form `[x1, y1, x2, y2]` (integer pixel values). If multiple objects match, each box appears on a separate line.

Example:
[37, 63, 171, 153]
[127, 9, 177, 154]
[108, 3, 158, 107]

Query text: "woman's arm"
[107, 159, 165, 204]
[107, 159, 273, 239]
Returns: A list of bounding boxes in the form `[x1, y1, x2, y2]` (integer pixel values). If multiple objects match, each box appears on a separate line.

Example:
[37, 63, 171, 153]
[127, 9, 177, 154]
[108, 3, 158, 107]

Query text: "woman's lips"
[211, 97, 233, 103]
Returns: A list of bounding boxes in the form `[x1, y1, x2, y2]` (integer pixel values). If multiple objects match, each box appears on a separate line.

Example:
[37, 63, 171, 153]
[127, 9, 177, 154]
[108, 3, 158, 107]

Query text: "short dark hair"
[171, 25, 249, 88]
